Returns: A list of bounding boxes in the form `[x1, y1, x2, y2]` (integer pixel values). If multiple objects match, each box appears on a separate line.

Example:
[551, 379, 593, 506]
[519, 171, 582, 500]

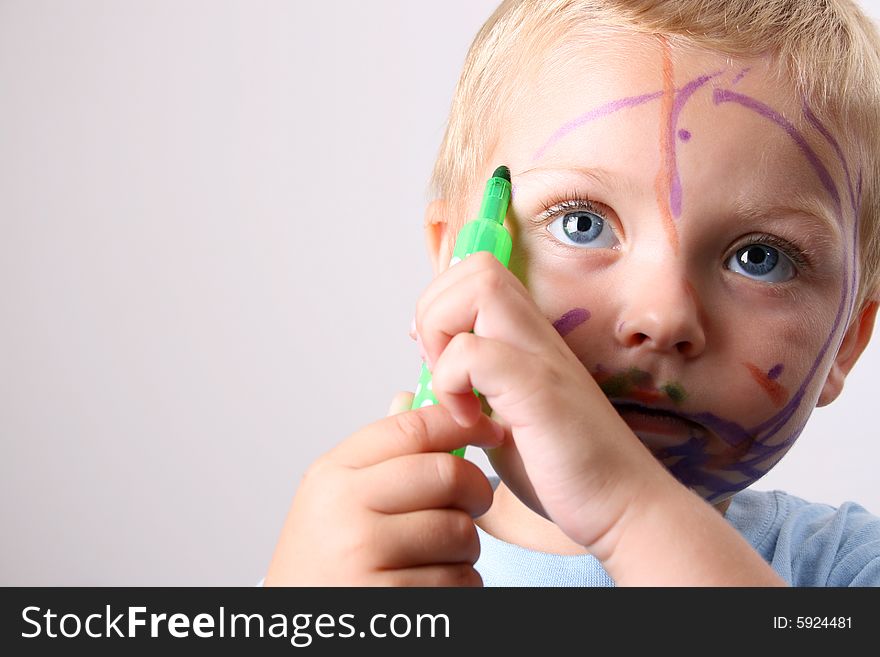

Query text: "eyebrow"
[511, 166, 616, 225]
[513, 165, 616, 188]
[732, 194, 841, 241]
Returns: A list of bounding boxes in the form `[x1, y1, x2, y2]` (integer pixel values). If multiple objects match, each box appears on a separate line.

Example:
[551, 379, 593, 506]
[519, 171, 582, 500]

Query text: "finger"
[417, 259, 563, 370]
[372, 563, 482, 587]
[432, 332, 580, 429]
[373, 509, 481, 569]
[359, 452, 494, 516]
[414, 252, 533, 355]
[387, 391, 414, 416]
[418, 251, 532, 314]
[326, 403, 505, 469]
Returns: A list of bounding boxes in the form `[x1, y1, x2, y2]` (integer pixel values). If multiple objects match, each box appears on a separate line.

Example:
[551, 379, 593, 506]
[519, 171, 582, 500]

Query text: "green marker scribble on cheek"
[627, 368, 652, 388]
[598, 372, 631, 398]
[661, 382, 687, 405]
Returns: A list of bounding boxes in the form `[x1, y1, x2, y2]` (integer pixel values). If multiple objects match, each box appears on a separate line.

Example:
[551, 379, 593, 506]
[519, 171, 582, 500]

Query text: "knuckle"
[534, 355, 563, 387]
[447, 331, 478, 357]
[432, 453, 465, 492]
[300, 456, 335, 491]
[472, 474, 495, 516]
[471, 251, 498, 268]
[340, 515, 378, 568]
[452, 564, 483, 587]
[392, 410, 433, 453]
[475, 266, 505, 294]
[451, 511, 478, 544]
[414, 299, 425, 329]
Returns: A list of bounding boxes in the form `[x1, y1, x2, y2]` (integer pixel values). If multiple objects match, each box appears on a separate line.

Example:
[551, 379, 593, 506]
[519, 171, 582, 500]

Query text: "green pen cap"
[451, 166, 512, 267]
[478, 166, 512, 224]
[410, 166, 513, 458]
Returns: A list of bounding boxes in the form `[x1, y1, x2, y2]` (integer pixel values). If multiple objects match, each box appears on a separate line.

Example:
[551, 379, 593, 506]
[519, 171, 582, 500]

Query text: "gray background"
[2, 0, 878, 586]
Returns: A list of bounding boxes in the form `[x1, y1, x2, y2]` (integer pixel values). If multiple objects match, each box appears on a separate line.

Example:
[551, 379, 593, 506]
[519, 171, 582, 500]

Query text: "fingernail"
[416, 333, 431, 367]
[409, 316, 417, 341]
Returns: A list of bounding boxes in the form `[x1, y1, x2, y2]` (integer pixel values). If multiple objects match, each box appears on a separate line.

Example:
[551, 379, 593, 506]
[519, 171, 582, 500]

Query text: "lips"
[611, 401, 708, 446]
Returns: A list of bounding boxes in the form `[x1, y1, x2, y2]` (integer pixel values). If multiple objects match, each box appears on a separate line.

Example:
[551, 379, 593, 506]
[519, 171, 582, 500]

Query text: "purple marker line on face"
[552, 308, 591, 337]
[668, 71, 723, 218]
[713, 89, 842, 212]
[825, 154, 859, 331]
[739, 412, 811, 469]
[532, 78, 854, 498]
[531, 90, 664, 162]
[802, 104, 860, 332]
[750, 260, 849, 443]
[767, 364, 783, 380]
[684, 411, 754, 447]
[532, 70, 722, 221]
[728, 462, 768, 480]
[712, 87, 852, 447]
[802, 103, 856, 214]
[731, 67, 751, 85]
[668, 460, 741, 496]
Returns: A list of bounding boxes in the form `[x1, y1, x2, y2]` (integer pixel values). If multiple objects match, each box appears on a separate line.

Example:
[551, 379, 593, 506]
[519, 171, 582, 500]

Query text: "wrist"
[593, 475, 786, 586]
[582, 460, 681, 564]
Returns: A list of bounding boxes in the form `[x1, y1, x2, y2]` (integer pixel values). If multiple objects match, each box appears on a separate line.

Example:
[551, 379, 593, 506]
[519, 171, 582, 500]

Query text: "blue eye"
[727, 244, 796, 282]
[548, 210, 619, 249]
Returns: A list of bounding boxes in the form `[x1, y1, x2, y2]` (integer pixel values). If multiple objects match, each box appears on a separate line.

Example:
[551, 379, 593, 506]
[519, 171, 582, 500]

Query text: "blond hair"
[431, 0, 880, 311]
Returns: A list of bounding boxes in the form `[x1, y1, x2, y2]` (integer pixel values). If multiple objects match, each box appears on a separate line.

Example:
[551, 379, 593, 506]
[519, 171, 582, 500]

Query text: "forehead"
[494, 33, 849, 228]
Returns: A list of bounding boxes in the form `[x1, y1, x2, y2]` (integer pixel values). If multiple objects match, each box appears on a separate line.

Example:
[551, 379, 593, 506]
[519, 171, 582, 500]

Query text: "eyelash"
[728, 233, 810, 271]
[532, 193, 812, 273]
[533, 192, 611, 228]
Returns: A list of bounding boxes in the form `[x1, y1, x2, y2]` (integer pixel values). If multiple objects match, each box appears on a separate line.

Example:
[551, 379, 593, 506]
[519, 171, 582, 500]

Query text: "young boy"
[265, 0, 880, 586]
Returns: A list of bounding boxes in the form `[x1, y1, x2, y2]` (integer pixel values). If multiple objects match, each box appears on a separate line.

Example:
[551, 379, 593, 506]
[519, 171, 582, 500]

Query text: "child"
[265, 0, 880, 586]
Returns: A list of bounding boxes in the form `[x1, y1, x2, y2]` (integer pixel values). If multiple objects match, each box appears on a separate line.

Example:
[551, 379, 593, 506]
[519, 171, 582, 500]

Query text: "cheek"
[731, 295, 839, 397]
[702, 304, 843, 487]
[703, 309, 824, 424]
[516, 255, 608, 337]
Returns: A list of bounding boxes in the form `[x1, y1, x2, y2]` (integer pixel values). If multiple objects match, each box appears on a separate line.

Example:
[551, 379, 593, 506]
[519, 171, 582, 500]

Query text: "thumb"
[386, 391, 415, 416]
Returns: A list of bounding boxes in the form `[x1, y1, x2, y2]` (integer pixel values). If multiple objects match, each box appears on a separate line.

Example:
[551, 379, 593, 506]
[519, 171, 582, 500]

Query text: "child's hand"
[415, 252, 672, 557]
[263, 392, 504, 586]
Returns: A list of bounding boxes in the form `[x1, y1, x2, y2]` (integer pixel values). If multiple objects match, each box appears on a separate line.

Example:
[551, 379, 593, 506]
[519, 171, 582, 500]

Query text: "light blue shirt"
[475, 486, 880, 586]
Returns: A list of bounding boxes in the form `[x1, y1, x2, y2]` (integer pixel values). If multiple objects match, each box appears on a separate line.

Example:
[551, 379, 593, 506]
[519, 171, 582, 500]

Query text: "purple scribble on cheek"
[552, 308, 591, 337]
[678, 129, 691, 142]
[767, 363, 784, 380]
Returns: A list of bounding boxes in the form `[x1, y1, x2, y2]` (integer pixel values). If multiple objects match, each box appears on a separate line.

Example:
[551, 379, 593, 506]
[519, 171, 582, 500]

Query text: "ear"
[425, 198, 453, 276]
[817, 299, 879, 406]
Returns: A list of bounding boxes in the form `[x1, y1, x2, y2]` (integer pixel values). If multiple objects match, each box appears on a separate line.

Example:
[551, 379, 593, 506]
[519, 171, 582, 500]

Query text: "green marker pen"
[410, 165, 513, 457]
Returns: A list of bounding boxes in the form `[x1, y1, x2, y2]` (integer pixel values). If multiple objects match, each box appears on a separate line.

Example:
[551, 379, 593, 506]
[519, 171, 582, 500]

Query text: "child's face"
[440, 35, 871, 505]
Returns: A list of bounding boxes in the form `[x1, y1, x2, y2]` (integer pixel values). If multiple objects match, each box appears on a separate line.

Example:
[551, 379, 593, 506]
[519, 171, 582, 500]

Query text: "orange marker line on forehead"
[653, 36, 680, 253]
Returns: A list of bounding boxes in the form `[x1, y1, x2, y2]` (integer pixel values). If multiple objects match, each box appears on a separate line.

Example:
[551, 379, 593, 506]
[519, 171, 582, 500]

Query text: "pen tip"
[492, 165, 511, 182]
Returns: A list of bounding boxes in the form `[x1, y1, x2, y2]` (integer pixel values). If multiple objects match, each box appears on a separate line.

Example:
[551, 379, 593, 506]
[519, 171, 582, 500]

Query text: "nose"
[615, 267, 707, 358]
